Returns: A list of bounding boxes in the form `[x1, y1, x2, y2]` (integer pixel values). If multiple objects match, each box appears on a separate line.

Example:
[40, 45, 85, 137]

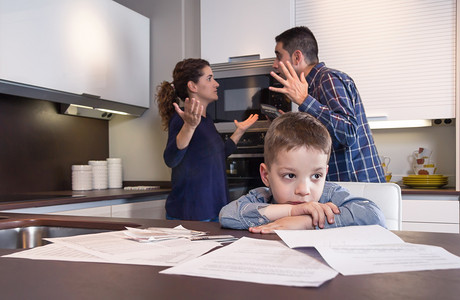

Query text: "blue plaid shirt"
[300, 62, 385, 182]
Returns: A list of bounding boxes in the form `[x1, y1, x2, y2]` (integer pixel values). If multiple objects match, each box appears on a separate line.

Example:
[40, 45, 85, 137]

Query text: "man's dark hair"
[275, 26, 319, 65]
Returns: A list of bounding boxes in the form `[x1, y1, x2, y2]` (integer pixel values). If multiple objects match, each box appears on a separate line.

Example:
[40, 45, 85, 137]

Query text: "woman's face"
[190, 66, 219, 104]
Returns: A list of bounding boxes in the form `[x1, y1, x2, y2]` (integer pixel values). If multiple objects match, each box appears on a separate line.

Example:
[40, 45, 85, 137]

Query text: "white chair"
[331, 181, 402, 230]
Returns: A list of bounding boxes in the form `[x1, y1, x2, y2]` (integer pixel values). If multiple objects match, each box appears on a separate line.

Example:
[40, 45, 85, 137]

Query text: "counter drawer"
[402, 200, 459, 223]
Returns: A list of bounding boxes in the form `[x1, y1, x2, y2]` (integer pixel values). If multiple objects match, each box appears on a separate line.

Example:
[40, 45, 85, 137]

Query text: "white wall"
[372, 124, 456, 187]
[109, 0, 200, 181]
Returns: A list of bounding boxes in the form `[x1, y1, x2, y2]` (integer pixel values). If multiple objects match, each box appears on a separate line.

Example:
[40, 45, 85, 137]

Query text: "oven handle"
[228, 153, 264, 158]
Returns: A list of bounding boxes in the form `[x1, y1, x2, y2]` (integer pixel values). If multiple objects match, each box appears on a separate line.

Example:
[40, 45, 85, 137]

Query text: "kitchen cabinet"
[402, 194, 459, 234]
[294, 0, 456, 121]
[200, 0, 293, 64]
[49, 199, 166, 219]
[111, 200, 166, 219]
[3, 197, 167, 220]
[0, 0, 149, 111]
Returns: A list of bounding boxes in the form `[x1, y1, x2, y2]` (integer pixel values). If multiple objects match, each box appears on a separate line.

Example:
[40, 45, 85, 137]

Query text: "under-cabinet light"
[96, 108, 130, 116]
[369, 119, 432, 129]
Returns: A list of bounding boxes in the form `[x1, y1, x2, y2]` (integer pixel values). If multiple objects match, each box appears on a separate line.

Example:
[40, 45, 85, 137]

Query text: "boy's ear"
[259, 163, 270, 187]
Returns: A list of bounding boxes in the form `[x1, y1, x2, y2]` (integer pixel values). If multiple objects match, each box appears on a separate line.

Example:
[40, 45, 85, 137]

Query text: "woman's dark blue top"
[163, 113, 236, 220]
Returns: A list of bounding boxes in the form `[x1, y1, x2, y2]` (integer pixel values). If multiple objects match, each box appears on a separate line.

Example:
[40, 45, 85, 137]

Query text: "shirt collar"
[305, 62, 326, 85]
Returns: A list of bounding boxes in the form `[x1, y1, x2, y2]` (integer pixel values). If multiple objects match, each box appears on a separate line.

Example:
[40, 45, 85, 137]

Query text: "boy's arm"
[260, 201, 339, 228]
[321, 184, 387, 229]
[219, 188, 273, 229]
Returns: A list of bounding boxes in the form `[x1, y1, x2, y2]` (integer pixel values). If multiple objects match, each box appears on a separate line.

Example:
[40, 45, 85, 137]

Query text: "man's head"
[260, 112, 331, 204]
[273, 26, 319, 72]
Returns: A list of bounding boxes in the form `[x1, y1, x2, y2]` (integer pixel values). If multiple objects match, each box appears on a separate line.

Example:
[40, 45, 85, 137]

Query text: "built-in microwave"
[207, 58, 291, 124]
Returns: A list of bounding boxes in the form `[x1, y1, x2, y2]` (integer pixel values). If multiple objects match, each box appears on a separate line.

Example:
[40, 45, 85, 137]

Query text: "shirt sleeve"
[224, 138, 237, 157]
[320, 183, 387, 229]
[299, 73, 358, 147]
[219, 187, 272, 229]
[163, 114, 188, 168]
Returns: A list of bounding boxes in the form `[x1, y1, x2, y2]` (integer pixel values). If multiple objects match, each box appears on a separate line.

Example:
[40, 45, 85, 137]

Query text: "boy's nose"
[295, 180, 311, 196]
[272, 59, 279, 70]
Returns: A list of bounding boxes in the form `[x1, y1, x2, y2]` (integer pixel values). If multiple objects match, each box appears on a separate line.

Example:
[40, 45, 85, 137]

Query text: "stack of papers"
[2, 227, 222, 267]
[123, 226, 207, 242]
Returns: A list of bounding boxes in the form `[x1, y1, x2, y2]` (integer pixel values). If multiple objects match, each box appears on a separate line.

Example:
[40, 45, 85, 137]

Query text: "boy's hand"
[249, 216, 312, 234]
[290, 202, 340, 229]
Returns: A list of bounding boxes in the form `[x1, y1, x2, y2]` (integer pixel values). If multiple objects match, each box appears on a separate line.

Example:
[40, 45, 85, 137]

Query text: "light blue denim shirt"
[219, 182, 387, 230]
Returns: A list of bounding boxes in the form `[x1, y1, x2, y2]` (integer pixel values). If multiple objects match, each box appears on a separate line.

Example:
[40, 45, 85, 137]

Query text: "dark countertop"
[0, 187, 171, 211]
[0, 213, 459, 300]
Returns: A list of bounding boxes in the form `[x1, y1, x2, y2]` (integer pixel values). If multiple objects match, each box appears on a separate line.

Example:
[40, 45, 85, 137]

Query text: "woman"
[156, 58, 258, 221]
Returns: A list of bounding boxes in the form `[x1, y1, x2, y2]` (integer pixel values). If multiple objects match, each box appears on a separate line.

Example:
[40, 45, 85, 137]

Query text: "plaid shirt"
[300, 62, 385, 182]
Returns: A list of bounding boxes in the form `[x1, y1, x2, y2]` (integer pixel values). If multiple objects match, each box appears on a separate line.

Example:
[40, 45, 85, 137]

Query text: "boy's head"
[260, 112, 332, 204]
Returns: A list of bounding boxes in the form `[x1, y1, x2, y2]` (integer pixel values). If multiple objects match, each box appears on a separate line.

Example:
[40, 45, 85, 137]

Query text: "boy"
[219, 112, 386, 233]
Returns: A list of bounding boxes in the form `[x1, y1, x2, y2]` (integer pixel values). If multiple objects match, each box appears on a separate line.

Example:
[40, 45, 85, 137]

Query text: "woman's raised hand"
[173, 98, 204, 128]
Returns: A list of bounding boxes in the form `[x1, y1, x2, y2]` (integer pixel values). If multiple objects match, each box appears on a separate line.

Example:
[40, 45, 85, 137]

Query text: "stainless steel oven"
[221, 129, 267, 200]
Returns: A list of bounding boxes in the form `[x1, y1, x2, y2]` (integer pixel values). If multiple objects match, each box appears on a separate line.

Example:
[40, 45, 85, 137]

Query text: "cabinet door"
[294, 0, 456, 120]
[0, 0, 149, 108]
[200, 0, 292, 64]
[49, 206, 112, 217]
[111, 200, 166, 219]
[402, 199, 459, 233]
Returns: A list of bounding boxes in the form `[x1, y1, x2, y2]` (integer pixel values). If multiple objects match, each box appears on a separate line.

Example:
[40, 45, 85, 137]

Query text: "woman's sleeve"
[163, 115, 187, 168]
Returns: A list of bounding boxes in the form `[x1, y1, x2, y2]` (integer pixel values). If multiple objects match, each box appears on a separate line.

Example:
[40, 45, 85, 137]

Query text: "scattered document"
[316, 242, 460, 276]
[276, 225, 460, 276]
[161, 237, 338, 287]
[275, 225, 404, 248]
[3, 229, 221, 266]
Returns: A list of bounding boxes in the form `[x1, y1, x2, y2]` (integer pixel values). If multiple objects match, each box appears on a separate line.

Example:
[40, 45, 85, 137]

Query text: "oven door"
[226, 153, 264, 199]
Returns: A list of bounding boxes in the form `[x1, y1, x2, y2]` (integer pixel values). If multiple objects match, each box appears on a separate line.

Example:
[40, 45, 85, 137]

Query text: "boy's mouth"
[288, 201, 305, 205]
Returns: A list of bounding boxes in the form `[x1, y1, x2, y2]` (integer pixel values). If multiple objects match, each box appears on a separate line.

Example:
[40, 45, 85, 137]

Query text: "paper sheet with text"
[276, 225, 460, 275]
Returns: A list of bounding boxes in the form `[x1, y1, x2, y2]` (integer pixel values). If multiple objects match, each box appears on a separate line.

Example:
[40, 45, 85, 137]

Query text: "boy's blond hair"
[264, 112, 332, 168]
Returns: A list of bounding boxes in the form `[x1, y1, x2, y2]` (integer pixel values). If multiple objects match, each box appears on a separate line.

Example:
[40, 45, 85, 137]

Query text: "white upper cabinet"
[0, 0, 149, 110]
[295, 0, 456, 121]
[200, 0, 293, 64]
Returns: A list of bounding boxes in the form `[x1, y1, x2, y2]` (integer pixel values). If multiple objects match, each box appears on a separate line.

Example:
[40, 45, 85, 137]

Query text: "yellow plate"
[406, 175, 445, 178]
[404, 182, 447, 188]
[403, 179, 447, 182]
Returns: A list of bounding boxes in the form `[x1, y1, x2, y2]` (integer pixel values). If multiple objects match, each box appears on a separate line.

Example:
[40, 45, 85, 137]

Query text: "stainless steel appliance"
[221, 129, 267, 200]
[208, 58, 290, 124]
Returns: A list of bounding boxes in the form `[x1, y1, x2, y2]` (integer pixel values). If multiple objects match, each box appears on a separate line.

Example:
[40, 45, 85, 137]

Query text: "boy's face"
[260, 146, 328, 205]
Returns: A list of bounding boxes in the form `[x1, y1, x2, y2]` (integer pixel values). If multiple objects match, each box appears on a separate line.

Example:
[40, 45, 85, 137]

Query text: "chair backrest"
[331, 181, 402, 230]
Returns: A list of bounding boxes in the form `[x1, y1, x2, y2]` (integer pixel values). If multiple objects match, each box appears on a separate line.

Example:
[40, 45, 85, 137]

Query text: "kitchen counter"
[0, 186, 171, 211]
[0, 213, 459, 299]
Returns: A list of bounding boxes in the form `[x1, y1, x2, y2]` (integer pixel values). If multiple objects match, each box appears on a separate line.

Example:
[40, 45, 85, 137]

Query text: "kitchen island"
[0, 213, 459, 300]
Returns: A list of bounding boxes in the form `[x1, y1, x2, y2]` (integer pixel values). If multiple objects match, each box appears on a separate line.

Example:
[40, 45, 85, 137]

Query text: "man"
[269, 26, 385, 183]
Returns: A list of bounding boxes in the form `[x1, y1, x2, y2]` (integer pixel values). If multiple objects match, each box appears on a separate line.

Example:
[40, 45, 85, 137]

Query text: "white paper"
[161, 237, 338, 287]
[275, 225, 460, 276]
[4, 230, 220, 266]
[316, 242, 460, 276]
[275, 225, 404, 248]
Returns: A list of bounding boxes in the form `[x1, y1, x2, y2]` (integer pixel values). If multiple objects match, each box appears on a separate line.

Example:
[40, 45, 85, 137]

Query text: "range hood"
[0, 79, 147, 120]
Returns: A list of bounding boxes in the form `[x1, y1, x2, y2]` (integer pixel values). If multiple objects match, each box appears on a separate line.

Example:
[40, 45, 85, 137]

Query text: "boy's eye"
[312, 173, 322, 180]
[283, 173, 296, 179]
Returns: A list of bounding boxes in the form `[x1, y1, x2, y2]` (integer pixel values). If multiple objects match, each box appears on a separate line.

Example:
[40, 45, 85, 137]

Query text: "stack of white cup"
[107, 158, 123, 188]
[72, 165, 93, 191]
[88, 160, 108, 189]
